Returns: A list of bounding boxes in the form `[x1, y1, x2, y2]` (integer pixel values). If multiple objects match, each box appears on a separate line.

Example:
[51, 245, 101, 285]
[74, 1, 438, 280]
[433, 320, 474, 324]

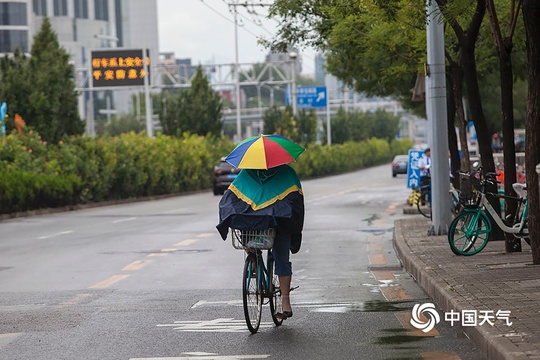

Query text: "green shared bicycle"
[448, 169, 529, 256]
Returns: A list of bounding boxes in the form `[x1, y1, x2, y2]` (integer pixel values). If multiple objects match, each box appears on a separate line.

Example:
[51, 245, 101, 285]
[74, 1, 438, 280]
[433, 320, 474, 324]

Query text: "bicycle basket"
[459, 189, 482, 208]
[231, 228, 276, 250]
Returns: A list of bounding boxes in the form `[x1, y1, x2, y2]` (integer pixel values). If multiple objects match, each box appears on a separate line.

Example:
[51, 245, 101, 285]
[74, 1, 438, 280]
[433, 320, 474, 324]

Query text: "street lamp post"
[290, 52, 298, 116]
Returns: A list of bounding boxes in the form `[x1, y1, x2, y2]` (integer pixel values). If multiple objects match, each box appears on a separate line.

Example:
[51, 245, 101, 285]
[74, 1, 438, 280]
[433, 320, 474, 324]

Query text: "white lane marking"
[131, 355, 270, 359]
[112, 217, 137, 223]
[157, 318, 273, 333]
[175, 239, 199, 247]
[160, 208, 187, 214]
[37, 230, 73, 239]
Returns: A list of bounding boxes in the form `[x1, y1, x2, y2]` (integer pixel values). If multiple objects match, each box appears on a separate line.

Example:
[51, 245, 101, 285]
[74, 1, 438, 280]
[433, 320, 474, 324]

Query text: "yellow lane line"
[367, 243, 384, 252]
[148, 253, 167, 257]
[89, 275, 129, 289]
[160, 248, 177, 252]
[0, 333, 21, 351]
[380, 286, 410, 301]
[371, 270, 395, 281]
[197, 233, 213, 238]
[175, 239, 199, 247]
[421, 352, 462, 360]
[368, 253, 387, 266]
[122, 260, 152, 271]
[59, 293, 92, 306]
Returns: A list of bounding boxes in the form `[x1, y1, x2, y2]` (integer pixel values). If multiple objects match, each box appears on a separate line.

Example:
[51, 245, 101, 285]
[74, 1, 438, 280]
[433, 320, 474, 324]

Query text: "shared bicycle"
[447, 168, 529, 256]
[230, 227, 284, 333]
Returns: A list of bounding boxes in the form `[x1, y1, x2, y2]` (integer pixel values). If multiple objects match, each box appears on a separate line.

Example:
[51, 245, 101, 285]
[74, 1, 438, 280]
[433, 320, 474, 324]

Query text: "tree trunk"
[522, 0, 540, 264]
[449, 62, 471, 173]
[485, 0, 520, 251]
[445, 68, 460, 188]
[460, 37, 503, 240]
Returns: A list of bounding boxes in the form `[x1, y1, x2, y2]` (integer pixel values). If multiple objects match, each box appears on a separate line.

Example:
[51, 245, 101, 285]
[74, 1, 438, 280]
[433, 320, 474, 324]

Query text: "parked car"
[392, 155, 409, 177]
[213, 157, 241, 195]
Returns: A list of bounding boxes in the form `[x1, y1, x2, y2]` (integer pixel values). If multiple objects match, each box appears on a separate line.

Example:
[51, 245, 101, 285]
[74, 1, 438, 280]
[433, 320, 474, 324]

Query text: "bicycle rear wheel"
[243, 253, 262, 333]
[417, 190, 432, 219]
[267, 256, 283, 326]
[448, 211, 491, 256]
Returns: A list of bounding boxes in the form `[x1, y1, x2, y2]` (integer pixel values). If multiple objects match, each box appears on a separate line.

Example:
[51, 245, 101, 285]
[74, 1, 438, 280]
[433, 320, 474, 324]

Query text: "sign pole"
[326, 101, 331, 145]
[143, 49, 153, 137]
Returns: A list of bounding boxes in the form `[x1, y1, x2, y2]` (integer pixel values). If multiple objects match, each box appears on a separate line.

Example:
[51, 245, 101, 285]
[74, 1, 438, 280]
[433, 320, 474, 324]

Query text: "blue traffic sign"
[407, 149, 425, 189]
[297, 86, 327, 108]
[285, 86, 327, 108]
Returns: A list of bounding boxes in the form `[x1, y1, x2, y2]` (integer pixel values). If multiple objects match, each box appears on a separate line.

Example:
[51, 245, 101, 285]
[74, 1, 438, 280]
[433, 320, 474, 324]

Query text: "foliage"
[158, 66, 223, 137]
[0, 130, 411, 215]
[323, 108, 401, 144]
[102, 114, 146, 136]
[28, 18, 83, 142]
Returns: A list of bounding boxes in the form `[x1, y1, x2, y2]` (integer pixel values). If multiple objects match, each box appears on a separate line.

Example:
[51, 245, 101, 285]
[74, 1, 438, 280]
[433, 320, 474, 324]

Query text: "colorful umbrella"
[225, 134, 305, 169]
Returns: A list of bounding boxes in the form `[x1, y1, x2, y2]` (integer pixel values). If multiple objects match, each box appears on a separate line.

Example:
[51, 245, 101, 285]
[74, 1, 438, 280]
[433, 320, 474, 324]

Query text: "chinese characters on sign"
[407, 149, 424, 189]
[91, 49, 150, 88]
[410, 303, 513, 334]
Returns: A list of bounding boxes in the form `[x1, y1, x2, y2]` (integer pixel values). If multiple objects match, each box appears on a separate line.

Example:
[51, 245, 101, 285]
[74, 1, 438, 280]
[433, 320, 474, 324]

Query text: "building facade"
[0, 0, 159, 121]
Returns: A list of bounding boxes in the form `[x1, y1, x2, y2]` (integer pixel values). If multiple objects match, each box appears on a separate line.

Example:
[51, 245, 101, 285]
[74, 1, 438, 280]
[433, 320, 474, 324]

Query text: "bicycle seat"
[512, 183, 527, 198]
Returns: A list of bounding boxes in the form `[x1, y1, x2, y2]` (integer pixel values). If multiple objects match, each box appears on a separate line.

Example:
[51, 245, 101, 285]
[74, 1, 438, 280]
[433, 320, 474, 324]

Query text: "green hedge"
[0, 131, 412, 214]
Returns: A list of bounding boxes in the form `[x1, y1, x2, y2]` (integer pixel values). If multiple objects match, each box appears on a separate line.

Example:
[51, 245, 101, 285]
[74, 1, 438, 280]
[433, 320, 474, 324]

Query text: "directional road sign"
[297, 86, 327, 108]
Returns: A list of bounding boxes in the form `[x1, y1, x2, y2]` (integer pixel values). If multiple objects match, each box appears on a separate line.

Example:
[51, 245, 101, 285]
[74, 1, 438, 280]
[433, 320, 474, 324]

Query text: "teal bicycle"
[448, 169, 529, 256]
[231, 227, 283, 333]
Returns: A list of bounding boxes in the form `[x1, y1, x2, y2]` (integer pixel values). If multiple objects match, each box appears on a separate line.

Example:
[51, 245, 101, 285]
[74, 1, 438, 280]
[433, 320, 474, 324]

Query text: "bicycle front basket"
[459, 190, 482, 208]
[230, 228, 276, 250]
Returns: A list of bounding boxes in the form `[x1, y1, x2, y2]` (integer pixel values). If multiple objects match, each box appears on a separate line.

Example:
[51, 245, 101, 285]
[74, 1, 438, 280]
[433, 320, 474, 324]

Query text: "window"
[53, 0, 67, 16]
[32, 0, 47, 16]
[0, 30, 28, 53]
[74, 0, 88, 19]
[95, 0, 108, 21]
[0, 2, 27, 25]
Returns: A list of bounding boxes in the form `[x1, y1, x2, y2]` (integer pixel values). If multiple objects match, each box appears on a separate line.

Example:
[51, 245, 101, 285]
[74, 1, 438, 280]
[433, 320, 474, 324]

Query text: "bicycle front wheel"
[448, 211, 491, 256]
[267, 257, 283, 326]
[243, 253, 262, 333]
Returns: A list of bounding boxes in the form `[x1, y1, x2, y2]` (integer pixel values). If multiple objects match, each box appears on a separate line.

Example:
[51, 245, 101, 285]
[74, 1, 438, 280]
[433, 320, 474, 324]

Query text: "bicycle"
[447, 168, 529, 256]
[415, 180, 462, 219]
[231, 227, 283, 333]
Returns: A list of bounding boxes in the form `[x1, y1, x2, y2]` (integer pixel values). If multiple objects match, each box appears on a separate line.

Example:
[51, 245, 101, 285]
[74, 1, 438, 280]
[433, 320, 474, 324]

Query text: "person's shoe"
[276, 311, 293, 320]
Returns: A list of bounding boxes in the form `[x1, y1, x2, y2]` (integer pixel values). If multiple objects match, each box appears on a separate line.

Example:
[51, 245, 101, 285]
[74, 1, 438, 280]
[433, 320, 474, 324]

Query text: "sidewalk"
[394, 217, 540, 360]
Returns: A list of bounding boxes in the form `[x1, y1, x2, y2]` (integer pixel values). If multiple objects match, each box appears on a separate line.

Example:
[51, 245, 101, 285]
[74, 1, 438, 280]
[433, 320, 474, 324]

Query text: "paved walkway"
[394, 217, 540, 360]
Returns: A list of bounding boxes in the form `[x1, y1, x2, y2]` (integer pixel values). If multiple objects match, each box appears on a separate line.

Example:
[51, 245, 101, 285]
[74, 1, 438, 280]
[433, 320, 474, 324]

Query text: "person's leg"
[272, 233, 293, 316]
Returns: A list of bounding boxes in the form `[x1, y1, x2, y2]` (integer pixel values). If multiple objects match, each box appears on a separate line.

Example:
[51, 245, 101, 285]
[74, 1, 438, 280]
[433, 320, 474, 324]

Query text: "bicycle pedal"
[290, 286, 299, 292]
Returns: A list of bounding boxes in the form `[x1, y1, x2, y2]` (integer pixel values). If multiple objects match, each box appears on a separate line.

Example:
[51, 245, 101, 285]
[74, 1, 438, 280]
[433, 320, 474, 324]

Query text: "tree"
[27, 17, 84, 142]
[294, 108, 318, 145]
[158, 66, 223, 137]
[484, 0, 525, 251]
[522, 0, 540, 264]
[0, 49, 31, 132]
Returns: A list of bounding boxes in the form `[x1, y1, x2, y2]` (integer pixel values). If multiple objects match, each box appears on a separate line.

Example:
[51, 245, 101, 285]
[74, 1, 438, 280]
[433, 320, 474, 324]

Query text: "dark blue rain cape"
[216, 164, 305, 253]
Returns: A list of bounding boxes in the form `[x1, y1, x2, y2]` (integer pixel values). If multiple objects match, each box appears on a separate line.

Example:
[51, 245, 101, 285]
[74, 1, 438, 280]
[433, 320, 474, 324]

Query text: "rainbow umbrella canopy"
[225, 134, 305, 169]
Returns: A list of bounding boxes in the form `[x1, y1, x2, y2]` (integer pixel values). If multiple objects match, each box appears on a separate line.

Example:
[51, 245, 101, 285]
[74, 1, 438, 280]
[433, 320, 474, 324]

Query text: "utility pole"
[426, 0, 451, 235]
[227, 1, 272, 141]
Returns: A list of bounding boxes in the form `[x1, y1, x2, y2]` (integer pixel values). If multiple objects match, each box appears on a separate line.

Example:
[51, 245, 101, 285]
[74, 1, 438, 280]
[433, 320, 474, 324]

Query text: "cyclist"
[417, 147, 431, 187]
[216, 164, 305, 320]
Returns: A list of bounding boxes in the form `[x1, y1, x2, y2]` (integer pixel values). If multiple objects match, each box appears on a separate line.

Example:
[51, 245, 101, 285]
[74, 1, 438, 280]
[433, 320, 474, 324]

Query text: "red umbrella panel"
[225, 134, 305, 169]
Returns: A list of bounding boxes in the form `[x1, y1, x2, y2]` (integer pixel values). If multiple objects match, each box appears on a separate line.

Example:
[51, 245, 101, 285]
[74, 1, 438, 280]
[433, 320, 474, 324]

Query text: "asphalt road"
[0, 164, 485, 360]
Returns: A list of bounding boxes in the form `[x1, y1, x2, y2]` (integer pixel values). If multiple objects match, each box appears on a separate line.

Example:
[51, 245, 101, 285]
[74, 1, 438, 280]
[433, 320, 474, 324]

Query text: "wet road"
[0, 164, 484, 359]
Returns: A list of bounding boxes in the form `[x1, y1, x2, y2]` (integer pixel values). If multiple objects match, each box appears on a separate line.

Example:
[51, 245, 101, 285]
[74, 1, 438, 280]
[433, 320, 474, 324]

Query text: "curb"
[393, 218, 525, 360]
